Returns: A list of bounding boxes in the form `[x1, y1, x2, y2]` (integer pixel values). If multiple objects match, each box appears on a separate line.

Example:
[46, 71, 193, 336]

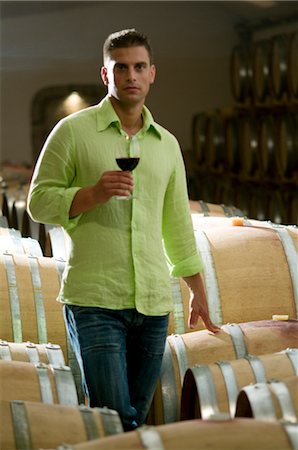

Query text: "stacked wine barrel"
[43, 217, 298, 449]
[1, 165, 298, 448]
[1, 167, 298, 448]
[0, 172, 127, 449]
[189, 31, 298, 226]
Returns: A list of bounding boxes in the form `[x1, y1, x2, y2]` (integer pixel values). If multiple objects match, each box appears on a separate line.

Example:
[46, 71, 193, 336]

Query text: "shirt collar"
[96, 95, 162, 140]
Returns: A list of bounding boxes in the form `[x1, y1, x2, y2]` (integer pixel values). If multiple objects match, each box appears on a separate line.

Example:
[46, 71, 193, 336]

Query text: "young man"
[28, 29, 219, 431]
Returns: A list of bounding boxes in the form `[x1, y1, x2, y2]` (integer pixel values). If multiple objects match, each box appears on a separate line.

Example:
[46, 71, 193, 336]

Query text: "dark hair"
[103, 28, 153, 64]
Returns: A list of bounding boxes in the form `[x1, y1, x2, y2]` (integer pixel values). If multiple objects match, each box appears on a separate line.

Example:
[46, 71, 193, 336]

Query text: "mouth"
[125, 86, 139, 92]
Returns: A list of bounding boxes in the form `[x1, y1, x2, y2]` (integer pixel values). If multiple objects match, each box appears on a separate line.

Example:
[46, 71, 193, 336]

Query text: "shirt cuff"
[59, 187, 83, 231]
[170, 254, 204, 278]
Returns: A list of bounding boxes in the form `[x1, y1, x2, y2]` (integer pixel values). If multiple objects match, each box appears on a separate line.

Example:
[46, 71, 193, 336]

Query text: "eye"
[135, 63, 147, 71]
[115, 63, 126, 71]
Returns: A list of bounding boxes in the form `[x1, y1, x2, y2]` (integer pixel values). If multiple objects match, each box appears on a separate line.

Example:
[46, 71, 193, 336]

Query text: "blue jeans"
[63, 305, 169, 431]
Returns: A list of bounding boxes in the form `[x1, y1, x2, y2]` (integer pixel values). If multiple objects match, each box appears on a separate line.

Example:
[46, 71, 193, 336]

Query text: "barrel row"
[0, 185, 56, 254]
[1, 325, 298, 448]
[192, 110, 298, 179]
[1, 216, 297, 447]
[3, 320, 297, 426]
[231, 32, 298, 103]
[0, 359, 124, 450]
[1, 217, 297, 342]
[0, 223, 68, 260]
[189, 177, 297, 225]
[0, 225, 125, 450]
[150, 321, 298, 424]
[181, 349, 298, 421]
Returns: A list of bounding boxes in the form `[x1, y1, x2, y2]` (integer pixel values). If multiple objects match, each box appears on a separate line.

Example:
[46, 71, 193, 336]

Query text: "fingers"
[188, 306, 221, 334]
[102, 171, 134, 187]
[95, 171, 134, 202]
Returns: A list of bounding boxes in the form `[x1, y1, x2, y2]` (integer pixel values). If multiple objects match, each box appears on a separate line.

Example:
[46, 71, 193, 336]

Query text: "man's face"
[101, 46, 156, 106]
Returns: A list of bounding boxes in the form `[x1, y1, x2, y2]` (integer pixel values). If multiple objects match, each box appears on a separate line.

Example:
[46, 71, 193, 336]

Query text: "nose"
[127, 67, 136, 81]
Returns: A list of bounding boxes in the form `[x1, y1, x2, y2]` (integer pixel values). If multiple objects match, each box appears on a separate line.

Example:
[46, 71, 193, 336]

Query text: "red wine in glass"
[116, 157, 140, 172]
[115, 136, 140, 199]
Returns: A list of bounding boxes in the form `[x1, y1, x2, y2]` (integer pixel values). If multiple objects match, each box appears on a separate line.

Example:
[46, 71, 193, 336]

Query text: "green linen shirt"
[28, 95, 204, 316]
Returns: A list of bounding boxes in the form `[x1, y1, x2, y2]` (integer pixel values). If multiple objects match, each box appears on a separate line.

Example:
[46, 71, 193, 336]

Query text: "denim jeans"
[63, 305, 169, 431]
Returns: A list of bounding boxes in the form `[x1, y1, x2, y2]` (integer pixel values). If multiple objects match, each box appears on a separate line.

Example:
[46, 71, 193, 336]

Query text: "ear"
[101, 66, 109, 86]
[150, 64, 156, 84]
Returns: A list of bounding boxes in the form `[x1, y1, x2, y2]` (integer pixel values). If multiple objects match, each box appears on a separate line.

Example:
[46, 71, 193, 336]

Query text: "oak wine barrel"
[189, 200, 244, 218]
[235, 376, 298, 421]
[0, 340, 65, 365]
[168, 217, 298, 334]
[11, 198, 27, 232]
[230, 45, 253, 102]
[0, 227, 43, 257]
[288, 32, 298, 99]
[44, 226, 71, 260]
[252, 39, 271, 102]
[275, 113, 298, 179]
[270, 34, 289, 100]
[259, 114, 277, 176]
[53, 419, 298, 450]
[0, 253, 66, 354]
[239, 115, 259, 176]
[205, 112, 225, 170]
[5, 401, 123, 450]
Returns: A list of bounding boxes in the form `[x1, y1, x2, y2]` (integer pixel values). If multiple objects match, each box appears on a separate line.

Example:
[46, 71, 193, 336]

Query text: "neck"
[109, 96, 143, 136]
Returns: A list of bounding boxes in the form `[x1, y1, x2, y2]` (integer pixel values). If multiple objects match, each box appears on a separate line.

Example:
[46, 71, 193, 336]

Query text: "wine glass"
[115, 135, 140, 199]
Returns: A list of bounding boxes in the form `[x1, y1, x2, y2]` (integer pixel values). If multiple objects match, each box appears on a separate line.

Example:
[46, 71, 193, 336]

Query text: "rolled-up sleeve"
[162, 142, 204, 277]
[27, 119, 82, 231]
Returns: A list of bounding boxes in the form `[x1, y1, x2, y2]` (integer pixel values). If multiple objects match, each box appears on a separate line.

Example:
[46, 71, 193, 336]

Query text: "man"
[28, 28, 219, 431]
